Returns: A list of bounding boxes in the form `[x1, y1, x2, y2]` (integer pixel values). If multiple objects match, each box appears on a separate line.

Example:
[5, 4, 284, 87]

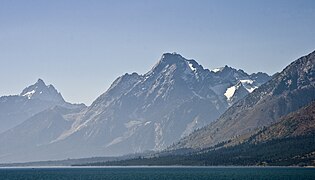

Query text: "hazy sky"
[1, 0, 315, 105]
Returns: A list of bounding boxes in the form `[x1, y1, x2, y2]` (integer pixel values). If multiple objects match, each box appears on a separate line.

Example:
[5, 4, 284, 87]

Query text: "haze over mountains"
[0, 53, 270, 162]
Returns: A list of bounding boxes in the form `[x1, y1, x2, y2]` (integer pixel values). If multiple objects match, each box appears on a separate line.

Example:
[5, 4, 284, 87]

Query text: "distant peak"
[222, 65, 233, 71]
[20, 79, 64, 102]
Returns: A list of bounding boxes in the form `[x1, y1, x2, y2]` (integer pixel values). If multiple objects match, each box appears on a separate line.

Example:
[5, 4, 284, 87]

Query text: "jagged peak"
[36, 78, 46, 86]
[20, 79, 64, 102]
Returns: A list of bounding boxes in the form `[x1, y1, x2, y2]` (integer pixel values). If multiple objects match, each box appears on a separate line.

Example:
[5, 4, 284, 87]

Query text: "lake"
[0, 166, 315, 180]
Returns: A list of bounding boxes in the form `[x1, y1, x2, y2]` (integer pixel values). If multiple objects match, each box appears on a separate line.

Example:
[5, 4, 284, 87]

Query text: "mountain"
[172, 50, 315, 150]
[51, 53, 269, 156]
[0, 79, 85, 133]
[0, 53, 269, 162]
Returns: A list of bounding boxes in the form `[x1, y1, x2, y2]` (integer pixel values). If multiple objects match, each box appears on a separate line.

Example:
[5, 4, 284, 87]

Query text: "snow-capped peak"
[20, 79, 65, 102]
[21, 79, 46, 99]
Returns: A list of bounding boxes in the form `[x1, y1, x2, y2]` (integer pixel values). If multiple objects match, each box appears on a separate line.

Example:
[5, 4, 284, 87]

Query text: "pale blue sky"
[1, 0, 315, 105]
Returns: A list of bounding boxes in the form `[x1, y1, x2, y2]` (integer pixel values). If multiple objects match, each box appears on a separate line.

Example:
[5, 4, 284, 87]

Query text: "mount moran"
[0, 53, 270, 162]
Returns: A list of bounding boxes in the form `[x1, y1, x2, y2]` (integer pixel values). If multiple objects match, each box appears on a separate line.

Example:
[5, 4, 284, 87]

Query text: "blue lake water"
[0, 166, 315, 180]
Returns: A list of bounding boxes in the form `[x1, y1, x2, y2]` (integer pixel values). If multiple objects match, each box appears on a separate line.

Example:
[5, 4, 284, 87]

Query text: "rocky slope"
[249, 101, 315, 142]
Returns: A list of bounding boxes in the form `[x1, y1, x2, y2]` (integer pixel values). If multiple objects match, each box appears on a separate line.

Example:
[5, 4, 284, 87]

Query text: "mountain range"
[0, 53, 270, 162]
[1, 50, 314, 165]
[77, 50, 315, 167]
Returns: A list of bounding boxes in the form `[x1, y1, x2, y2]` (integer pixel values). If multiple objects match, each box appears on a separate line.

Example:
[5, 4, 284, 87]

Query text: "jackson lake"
[1, 166, 315, 180]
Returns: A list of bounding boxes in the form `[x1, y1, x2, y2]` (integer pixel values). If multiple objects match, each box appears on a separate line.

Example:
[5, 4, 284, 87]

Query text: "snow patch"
[240, 79, 257, 93]
[211, 67, 223, 73]
[144, 121, 151, 126]
[246, 87, 257, 93]
[188, 62, 196, 71]
[224, 86, 236, 100]
[22, 90, 36, 99]
[240, 79, 254, 84]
